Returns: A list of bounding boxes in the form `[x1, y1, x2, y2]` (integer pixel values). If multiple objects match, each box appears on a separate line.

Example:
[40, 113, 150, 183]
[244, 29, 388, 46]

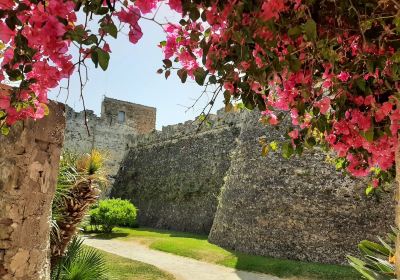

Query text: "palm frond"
[51, 236, 108, 280]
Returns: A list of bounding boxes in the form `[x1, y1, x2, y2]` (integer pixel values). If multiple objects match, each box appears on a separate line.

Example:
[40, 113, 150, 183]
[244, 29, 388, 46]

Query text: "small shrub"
[89, 199, 137, 232]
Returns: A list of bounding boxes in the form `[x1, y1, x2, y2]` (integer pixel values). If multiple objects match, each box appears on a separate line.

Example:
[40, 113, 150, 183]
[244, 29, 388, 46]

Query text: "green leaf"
[6, 69, 23, 81]
[208, 75, 217, 84]
[335, 158, 345, 170]
[5, 13, 21, 31]
[194, 68, 206, 86]
[23, 64, 32, 73]
[165, 70, 171, 79]
[91, 50, 99, 68]
[288, 26, 302, 38]
[96, 48, 110, 71]
[159, 40, 167, 47]
[177, 69, 188, 83]
[347, 256, 377, 280]
[393, 16, 400, 33]
[289, 57, 301, 72]
[82, 34, 98, 45]
[361, 128, 374, 142]
[189, 7, 200, 21]
[355, 78, 366, 92]
[163, 59, 172, 68]
[102, 22, 118, 38]
[365, 185, 374, 196]
[303, 19, 317, 41]
[282, 142, 294, 159]
[316, 116, 327, 132]
[95, 7, 109, 15]
[359, 240, 391, 257]
[261, 144, 270, 157]
[269, 141, 279, 151]
[1, 126, 9, 136]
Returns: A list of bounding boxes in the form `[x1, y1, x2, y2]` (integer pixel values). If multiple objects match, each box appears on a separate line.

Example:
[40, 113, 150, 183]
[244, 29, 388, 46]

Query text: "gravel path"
[84, 238, 281, 280]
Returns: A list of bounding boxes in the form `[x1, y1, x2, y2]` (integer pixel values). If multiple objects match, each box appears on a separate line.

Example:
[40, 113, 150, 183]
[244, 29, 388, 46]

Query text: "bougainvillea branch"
[0, 0, 179, 133]
[157, 0, 400, 191]
[1, 0, 400, 190]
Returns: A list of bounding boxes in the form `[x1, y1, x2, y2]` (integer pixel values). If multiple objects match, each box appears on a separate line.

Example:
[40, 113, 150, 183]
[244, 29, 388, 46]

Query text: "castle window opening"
[118, 111, 126, 123]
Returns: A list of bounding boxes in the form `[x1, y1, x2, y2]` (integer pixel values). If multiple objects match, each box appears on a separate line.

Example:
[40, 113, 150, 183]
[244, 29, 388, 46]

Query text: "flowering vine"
[2, 0, 400, 190]
[156, 0, 400, 191]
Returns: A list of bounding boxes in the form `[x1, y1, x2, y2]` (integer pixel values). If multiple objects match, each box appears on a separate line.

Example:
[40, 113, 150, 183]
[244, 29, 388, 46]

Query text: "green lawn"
[91, 246, 175, 280]
[89, 227, 361, 280]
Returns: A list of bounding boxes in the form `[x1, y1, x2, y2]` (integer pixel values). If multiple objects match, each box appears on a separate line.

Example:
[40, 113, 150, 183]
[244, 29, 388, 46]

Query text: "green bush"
[89, 199, 137, 232]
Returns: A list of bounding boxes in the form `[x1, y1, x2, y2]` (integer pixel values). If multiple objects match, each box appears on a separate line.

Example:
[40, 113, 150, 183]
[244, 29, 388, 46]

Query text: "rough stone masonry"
[65, 98, 395, 264]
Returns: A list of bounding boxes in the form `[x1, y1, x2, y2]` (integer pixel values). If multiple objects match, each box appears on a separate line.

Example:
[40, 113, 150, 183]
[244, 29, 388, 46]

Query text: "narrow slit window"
[118, 111, 126, 123]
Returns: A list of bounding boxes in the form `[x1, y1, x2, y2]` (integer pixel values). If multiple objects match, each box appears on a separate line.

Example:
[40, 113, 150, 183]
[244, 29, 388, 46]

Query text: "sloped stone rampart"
[111, 112, 242, 234]
[208, 112, 395, 264]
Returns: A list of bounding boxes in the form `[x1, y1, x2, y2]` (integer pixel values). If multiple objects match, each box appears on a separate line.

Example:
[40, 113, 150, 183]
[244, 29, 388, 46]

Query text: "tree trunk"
[0, 101, 65, 280]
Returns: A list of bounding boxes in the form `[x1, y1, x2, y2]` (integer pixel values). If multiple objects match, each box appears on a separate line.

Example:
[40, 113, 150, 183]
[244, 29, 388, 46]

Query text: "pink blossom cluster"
[158, 0, 400, 183]
[0, 0, 182, 127]
[1, 0, 77, 124]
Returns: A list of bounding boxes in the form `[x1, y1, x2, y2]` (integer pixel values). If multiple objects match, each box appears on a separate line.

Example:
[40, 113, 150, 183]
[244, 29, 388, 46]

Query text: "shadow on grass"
[124, 226, 209, 240]
[231, 251, 361, 280]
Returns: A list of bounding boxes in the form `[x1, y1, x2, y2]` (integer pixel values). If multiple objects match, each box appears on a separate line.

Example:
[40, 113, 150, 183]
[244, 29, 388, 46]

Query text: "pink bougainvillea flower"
[224, 82, 235, 93]
[260, 0, 286, 21]
[128, 24, 143, 44]
[0, 22, 15, 43]
[269, 114, 279, 125]
[316, 97, 331, 114]
[134, 0, 157, 14]
[337, 71, 350, 82]
[167, 0, 182, 13]
[288, 129, 299, 139]
[375, 102, 393, 122]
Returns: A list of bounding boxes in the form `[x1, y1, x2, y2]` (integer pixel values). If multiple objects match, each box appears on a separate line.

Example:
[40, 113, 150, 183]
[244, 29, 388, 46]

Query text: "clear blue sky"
[49, 6, 222, 129]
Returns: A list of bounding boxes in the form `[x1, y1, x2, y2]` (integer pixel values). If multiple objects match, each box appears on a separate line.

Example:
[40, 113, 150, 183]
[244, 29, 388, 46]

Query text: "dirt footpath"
[84, 238, 281, 280]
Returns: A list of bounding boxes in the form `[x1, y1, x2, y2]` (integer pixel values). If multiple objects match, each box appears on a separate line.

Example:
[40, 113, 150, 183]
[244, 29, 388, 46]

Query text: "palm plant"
[51, 236, 108, 280]
[51, 150, 108, 267]
[347, 227, 397, 280]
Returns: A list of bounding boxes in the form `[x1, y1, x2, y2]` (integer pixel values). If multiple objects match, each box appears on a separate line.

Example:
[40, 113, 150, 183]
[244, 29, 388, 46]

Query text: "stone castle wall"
[63, 97, 156, 177]
[111, 109, 395, 264]
[110, 112, 242, 234]
[208, 111, 395, 264]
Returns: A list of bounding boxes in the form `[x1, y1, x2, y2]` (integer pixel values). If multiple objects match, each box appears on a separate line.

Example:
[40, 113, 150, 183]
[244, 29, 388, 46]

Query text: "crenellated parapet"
[127, 109, 245, 148]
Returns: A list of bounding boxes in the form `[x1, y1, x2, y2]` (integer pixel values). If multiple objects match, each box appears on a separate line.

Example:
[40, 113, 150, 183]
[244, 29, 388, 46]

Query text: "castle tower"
[100, 97, 156, 134]
[63, 97, 156, 177]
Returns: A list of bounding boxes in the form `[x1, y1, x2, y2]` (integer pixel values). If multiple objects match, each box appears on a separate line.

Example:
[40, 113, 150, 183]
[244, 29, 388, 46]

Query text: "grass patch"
[87, 246, 175, 280]
[88, 227, 361, 280]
